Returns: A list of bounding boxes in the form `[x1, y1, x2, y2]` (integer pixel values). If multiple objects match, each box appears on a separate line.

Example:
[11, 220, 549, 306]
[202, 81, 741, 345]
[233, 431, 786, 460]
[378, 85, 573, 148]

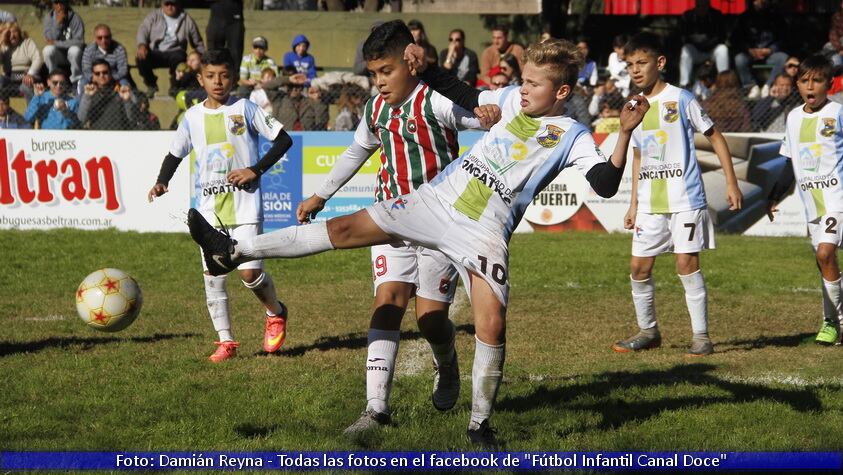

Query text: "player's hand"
[624, 205, 637, 230]
[148, 183, 168, 202]
[297, 194, 327, 223]
[404, 44, 427, 75]
[619, 94, 649, 132]
[474, 104, 501, 129]
[766, 200, 779, 221]
[227, 168, 258, 186]
[726, 184, 743, 211]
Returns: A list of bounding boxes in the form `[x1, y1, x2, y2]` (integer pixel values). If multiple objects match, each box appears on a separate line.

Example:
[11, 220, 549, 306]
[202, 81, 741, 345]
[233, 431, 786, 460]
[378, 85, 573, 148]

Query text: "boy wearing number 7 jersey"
[613, 33, 743, 357]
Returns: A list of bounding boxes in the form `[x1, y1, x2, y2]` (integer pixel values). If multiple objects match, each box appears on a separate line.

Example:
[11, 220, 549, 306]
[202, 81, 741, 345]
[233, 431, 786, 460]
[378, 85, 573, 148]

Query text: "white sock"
[365, 329, 399, 415]
[821, 277, 843, 324]
[241, 271, 284, 316]
[680, 270, 708, 335]
[429, 319, 456, 367]
[631, 275, 657, 330]
[470, 336, 505, 428]
[204, 274, 232, 341]
[235, 222, 334, 260]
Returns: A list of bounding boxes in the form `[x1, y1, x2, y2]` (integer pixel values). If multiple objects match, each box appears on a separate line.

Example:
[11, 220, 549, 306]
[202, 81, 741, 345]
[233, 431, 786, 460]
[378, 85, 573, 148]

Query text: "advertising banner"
[0, 130, 806, 237]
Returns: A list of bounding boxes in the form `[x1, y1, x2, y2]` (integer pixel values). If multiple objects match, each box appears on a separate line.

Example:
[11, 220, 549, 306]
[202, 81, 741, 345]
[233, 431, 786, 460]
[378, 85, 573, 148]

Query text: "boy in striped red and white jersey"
[297, 20, 495, 435]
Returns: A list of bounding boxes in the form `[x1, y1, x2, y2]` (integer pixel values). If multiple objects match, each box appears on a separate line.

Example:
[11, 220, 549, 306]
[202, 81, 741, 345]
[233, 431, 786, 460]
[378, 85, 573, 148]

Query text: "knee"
[630, 262, 652, 281]
[675, 256, 699, 275]
[374, 285, 411, 308]
[68, 46, 82, 60]
[734, 53, 749, 67]
[680, 45, 691, 59]
[326, 217, 350, 244]
[713, 44, 729, 58]
[42, 45, 57, 59]
[239, 269, 263, 285]
[816, 247, 838, 268]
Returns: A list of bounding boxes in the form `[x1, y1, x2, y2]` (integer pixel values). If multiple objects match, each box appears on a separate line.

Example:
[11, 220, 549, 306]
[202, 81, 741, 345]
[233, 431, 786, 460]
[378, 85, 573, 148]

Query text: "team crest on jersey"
[536, 125, 564, 148]
[228, 115, 246, 135]
[406, 117, 418, 134]
[821, 118, 837, 137]
[663, 101, 679, 123]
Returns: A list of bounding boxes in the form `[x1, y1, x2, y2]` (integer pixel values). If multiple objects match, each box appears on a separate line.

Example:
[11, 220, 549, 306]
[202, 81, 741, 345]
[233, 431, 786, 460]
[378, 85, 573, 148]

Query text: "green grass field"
[2, 229, 843, 454]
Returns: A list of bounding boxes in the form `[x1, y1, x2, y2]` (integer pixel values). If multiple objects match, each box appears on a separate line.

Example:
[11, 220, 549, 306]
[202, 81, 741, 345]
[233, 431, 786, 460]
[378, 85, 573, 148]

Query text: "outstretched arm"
[405, 44, 481, 111]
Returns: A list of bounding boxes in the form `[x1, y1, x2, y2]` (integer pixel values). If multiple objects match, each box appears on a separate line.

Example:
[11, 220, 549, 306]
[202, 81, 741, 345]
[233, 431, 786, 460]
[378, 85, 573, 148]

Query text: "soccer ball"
[75, 268, 143, 332]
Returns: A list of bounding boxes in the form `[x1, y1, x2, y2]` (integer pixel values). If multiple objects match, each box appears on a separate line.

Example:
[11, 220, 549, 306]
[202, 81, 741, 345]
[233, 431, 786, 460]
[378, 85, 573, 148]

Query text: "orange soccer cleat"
[263, 315, 287, 353]
[209, 341, 239, 362]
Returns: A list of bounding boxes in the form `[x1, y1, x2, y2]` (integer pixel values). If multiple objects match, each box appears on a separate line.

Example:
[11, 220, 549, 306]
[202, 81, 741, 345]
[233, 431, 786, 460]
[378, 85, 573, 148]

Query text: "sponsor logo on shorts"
[536, 124, 564, 148]
[663, 101, 679, 123]
[391, 198, 408, 210]
[229, 114, 246, 135]
[634, 225, 643, 238]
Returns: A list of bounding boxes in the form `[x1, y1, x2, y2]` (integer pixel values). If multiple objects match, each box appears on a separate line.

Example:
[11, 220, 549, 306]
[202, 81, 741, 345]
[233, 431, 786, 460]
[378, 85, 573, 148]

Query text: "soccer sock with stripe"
[204, 274, 233, 342]
[680, 270, 709, 337]
[365, 329, 400, 415]
[821, 277, 843, 324]
[235, 221, 335, 260]
[630, 275, 657, 330]
[469, 336, 505, 429]
[241, 271, 284, 316]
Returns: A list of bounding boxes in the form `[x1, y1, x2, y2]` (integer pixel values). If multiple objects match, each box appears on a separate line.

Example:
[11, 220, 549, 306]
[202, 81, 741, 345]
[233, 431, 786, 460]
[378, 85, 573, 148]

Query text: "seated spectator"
[487, 66, 509, 91]
[407, 20, 437, 66]
[732, 0, 788, 99]
[136, 0, 205, 97]
[334, 83, 367, 131]
[306, 84, 328, 130]
[271, 83, 318, 131]
[565, 86, 592, 129]
[249, 67, 277, 113]
[784, 56, 800, 80]
[352, 20, 384, 76]
[703, 71, 752, 132]
[238, 36, 277, 97]
[439, 29, 478, 86]
[0, 9, 16, 25]
[679, 0, 729, 89]
[607, 34, 630, 96]
[24, 69, 80, 129]
[499, 53, 522, 86]
[42, 0, 84, 86]
[751, 73, 799, 132]
[282, 34, 316, 84]
[80, 24, 131, 93]
[480, 25, 524, 81]
[576, 39, 597, 87]
[592, 91, 625, 134]
[78, 59, 139, 130]
[134, 93, 160, 130]
[0, 24, 43, 101]
[588, 75, 618, 117]
[172, 50, 202, 93]
[0, 94, 29, 128]
[691, 60, 717, 101]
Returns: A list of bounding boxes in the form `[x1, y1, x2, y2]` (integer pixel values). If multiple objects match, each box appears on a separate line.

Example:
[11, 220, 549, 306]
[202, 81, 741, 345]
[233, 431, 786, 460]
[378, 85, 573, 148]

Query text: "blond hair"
[524, 38, 583, 87]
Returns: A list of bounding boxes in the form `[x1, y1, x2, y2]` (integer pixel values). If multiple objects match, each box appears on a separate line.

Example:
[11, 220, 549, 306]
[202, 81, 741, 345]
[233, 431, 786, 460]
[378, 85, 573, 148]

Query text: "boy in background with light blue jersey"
[768, 54, 843, 346]
[613, 33, 743, 357]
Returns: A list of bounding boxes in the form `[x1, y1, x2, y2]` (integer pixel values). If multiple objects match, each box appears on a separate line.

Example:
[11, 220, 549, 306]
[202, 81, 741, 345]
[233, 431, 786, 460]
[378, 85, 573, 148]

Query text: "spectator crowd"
[1, 0, 842, 133]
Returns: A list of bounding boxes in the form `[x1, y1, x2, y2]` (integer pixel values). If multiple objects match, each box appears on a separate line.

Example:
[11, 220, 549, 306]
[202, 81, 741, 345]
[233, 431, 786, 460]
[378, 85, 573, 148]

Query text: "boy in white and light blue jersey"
[613, 33, 742, 357]
[185, 38, 650, 446]
[769, 55, 843, 345]
[150, 50, 294, 362]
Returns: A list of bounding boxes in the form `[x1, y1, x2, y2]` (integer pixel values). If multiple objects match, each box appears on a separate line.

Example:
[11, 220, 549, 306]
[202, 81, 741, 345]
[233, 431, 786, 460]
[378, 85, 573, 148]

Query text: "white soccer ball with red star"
[75, 268, 142, 332]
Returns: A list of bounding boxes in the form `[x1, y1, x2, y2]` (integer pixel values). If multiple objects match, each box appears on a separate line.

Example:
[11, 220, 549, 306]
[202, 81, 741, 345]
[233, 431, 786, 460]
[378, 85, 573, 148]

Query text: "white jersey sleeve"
[353, 99, 382, 150]
[568, 132, 609, 176]
[779, 125, 790, 158]
[477, 85, 518, 107]
[685, 97, 714, 133]
[245, 99, 283, 141]
[431, 90, 481, 131]
[169, 116, 193, 158]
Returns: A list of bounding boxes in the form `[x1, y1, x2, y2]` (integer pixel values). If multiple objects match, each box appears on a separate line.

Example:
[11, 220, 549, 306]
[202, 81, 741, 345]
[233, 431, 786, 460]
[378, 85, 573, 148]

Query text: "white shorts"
[200, 223, 263, 272]
[632, 209, 715, 257]
[366, 184, 510, 306]
[371, 244, 459, 303]
[809, 213, 843, 250]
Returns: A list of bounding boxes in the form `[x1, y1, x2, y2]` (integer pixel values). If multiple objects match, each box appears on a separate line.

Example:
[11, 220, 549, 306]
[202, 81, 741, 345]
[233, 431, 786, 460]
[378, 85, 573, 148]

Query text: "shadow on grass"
[498, 363, 826, 437]
[716, 332, 817, 352]
[233, 422, 279, 438]
[268, 324, 475, 357]
[0, 332, 200, 357]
